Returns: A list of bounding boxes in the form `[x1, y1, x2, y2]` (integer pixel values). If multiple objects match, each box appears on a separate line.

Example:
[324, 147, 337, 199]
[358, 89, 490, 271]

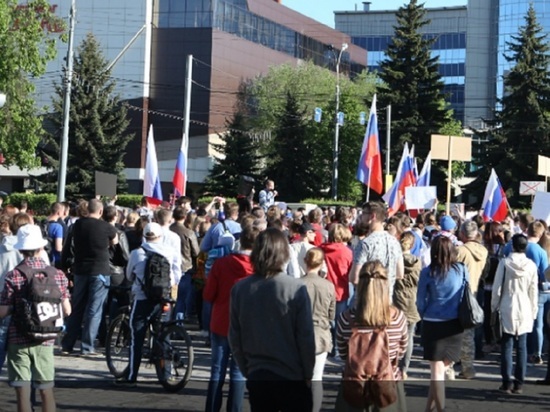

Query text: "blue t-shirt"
[47, 221, 63, 266]
[417, 262, 468, 321]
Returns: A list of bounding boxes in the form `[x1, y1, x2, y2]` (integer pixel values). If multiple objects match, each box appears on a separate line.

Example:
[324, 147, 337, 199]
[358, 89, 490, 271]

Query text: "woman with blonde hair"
[336, 260, 408, 411]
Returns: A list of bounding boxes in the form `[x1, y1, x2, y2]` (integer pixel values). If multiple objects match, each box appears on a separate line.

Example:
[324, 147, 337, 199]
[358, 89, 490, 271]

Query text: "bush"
[115, 194, 143, 209]
[7, 193, 57, 216]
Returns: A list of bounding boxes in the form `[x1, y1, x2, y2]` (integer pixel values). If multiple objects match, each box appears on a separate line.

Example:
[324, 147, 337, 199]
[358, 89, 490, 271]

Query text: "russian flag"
[417, 151, 432, 187]
[172, 137, 187, 197]
[357, 95, 383, 193]
[143, 125, 163, 206]
[482, 169, 509, 222]
[383, 143, 417, 216]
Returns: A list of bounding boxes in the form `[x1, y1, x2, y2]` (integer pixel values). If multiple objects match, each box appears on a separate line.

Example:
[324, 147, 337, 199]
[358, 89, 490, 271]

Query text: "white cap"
[143, 222, 163, 240]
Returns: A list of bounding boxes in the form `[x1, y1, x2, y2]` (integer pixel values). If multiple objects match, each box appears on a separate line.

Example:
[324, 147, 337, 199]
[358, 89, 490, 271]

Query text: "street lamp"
[331, 42, 348, 201]
[0, 93, 6, 108]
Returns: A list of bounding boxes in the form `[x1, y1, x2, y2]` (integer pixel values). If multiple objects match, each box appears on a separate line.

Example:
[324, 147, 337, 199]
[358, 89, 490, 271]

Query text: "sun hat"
[14, 224, 48, 251]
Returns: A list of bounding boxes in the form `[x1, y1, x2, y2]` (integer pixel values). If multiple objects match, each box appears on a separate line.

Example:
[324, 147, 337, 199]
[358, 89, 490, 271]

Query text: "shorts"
[7, 344, 55, 389]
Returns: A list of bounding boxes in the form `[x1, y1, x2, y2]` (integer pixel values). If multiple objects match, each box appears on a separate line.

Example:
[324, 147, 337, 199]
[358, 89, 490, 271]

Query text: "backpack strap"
[16, 262, 59, 279]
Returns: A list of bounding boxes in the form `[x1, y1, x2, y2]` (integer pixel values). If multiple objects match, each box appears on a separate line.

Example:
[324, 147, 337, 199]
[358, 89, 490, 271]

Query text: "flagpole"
[180, 54, 193, 196]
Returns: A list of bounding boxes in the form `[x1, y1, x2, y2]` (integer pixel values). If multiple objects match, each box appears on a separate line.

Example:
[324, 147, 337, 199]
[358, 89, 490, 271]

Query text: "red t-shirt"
[203, 252, 254, 336]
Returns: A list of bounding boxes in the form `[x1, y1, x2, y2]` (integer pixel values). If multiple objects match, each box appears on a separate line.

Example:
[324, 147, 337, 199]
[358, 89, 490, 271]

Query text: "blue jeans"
[62, 274, 110, 354]
[0, 316, 9, 373]
[528, 292, 550, 356]
[175, 273, 194, 320]
[205, 333, 245, 412]
[501, 333, 527, 386]
[127, 299, 156, 382]
[202, 301, 212, 333]
[399, 321, 416, 374]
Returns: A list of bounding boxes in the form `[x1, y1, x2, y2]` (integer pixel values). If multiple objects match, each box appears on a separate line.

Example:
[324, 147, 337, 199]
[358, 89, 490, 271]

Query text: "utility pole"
[385, 105, 391, 190]
[57, 0, 76, 202]
[182, 54, 193, 196]
[331, 43, 348, 201]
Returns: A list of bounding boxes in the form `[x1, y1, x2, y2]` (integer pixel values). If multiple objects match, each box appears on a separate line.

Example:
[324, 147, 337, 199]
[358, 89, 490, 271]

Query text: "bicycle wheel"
[154, 324, 194, 393]
[105, 314, 130, 378]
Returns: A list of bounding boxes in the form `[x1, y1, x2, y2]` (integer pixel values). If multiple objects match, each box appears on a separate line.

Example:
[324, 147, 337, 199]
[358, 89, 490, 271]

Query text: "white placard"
[405, 186, 437, 210]
[519, 181, 546, 195]
[531, 191, 550, 224]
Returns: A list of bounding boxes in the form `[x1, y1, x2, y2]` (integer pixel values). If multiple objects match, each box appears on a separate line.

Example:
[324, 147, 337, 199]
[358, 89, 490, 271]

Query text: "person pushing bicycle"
[114, 222, 181, 387]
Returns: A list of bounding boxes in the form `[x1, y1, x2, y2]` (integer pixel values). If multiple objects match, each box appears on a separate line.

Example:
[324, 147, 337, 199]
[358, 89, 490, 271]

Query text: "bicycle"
[105, 299, 194, 392]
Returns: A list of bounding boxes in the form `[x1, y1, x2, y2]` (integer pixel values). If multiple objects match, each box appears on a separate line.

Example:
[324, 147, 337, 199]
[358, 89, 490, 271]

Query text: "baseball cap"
[143, 222, 163, 240]
[440, 215, 456, 231]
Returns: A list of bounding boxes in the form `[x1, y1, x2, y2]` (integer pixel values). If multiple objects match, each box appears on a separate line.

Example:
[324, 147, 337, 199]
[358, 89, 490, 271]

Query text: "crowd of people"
[0, 183, 549, 411]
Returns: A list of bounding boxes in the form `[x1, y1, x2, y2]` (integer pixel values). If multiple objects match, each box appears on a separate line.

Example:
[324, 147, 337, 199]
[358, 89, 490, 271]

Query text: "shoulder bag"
[458, 265, 484, 329]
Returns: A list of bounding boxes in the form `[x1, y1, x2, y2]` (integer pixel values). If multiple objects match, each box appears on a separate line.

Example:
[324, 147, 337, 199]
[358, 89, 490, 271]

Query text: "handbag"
[458, 267, 484, 329]
[491, 267, 507, 342]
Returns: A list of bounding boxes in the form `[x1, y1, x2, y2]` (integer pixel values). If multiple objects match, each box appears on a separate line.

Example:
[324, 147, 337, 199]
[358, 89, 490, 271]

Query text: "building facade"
[335, 0, 550, 130]
[335, 4, 467, 122]
[33, 0, 366, 196]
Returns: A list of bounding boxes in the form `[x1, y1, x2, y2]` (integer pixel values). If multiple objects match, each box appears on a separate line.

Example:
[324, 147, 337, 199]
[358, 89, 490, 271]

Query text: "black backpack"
[14, 263, 64, 342]
[482, 244, 505, 286]
[38, 219, 54, 259]
[140, 247, 171, 303]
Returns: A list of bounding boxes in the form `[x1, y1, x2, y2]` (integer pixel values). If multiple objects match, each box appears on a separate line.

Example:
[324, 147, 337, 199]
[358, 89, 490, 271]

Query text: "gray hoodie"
[491, 253, 538, 336]
[0, 235, 22, 294]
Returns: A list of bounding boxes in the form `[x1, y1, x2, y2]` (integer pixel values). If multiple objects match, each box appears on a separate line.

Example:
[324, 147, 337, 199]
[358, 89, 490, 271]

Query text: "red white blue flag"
[172, 137, 187, 197]
[357, 95, 383, 193]
[143, 125, 163, 206]
[482, 169, 508, 222]
[383, 143, 417, 216]
[417, 151, 432, 187]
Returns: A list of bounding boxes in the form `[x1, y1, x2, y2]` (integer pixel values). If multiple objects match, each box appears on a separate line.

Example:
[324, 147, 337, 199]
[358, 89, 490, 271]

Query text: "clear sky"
[282, 0, 468, 28]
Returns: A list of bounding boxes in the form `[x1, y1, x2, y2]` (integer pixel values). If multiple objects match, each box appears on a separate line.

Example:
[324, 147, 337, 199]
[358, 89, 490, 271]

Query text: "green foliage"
[114, 194, 143, 209]
[378, 0, 450, 171]
[468, 5, 550, 207]
[7, 193, 57, 215]
[300, 198, 356, 207]
[204, 113, 261, 196]
[39, 33, 133, 197]
[0, 1, 65, 168]
[241, 61, 377, 202]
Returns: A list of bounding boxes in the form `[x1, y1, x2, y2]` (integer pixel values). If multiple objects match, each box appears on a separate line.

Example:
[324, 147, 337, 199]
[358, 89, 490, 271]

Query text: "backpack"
[342, 321, 397, 409]
[481, 244, 505, 286]
[139, 247, 172, 303]
[203, 221, 234, 278]
[204, 244, 232, 278]
[38, 219, 54, 259]
[14, 263, 64, 342]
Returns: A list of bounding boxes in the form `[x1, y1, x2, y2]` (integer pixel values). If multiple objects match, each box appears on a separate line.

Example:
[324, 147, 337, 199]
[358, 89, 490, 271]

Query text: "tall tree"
[204, 112, 261, 196]
[0, 1, 64, 168]
[469, 5, 550, 206]
[40, 33, 132, 197]
[378, 0, 449, 170]
[264, 92, 320, 202]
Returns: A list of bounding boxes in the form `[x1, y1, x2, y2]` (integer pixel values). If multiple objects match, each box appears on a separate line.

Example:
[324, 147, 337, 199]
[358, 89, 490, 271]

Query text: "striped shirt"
[336, 307, 408, 380]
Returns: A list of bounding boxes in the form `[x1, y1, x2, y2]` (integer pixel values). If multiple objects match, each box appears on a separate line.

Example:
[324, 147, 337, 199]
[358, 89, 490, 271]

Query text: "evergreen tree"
[378, 0, 449, 169]
[40, 33, 132, 197]
[204, 112, 261, 196]
[469, 5, 550, 206]
[264, 92, 320, 202]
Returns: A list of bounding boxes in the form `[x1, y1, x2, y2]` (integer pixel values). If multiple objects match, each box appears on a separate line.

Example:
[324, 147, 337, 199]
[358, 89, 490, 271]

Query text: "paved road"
[1, 326, 550, 412]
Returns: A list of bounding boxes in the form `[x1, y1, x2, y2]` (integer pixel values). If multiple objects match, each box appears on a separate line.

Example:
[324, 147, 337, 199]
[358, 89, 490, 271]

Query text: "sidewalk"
[1, 328, 550, 411]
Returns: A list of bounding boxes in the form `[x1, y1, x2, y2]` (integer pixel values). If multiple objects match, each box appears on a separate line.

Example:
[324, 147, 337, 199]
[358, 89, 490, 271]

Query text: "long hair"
[429, 236, 458, 278]
[483, 221, 504, 250]
[251, 228, 290, 278]
[354, 260, 391, 327]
